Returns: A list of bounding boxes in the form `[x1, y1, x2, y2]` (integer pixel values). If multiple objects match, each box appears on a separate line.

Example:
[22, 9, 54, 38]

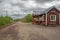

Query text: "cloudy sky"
[0, 0, 60, 19]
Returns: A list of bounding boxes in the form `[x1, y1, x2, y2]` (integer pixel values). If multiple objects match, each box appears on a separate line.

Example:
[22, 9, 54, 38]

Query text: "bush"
[21, 14, 33, 23]
[0, 16, 13, 26]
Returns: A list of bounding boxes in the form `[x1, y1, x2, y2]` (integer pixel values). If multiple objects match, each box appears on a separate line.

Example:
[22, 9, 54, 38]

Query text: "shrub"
[0, 16, 13, 26]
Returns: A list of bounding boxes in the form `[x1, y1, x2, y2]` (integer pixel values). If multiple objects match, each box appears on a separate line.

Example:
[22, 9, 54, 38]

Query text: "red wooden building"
[32, 6, 60, 25]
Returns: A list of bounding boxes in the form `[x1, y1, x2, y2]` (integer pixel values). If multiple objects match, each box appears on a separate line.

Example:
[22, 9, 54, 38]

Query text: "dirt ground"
[0, 21, 60, 40]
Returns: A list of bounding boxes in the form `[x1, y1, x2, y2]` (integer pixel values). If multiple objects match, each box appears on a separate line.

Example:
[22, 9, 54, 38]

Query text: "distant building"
[32, 6, 60, 25]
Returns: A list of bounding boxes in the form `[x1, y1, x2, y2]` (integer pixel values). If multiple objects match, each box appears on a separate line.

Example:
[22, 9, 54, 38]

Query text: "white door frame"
[46, 13, 47, 25]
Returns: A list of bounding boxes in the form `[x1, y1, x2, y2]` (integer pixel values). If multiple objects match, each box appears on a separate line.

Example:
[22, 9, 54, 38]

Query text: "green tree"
[21, 14, 33, 23]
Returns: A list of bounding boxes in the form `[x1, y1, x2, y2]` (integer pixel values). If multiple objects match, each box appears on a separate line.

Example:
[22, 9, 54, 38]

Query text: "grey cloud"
[0, 0, 4, 3]
[11, 3, 25, 8]
[22, 0, 35, 1]
[36, 0, 54, 3]
[0, 0, 60, 19]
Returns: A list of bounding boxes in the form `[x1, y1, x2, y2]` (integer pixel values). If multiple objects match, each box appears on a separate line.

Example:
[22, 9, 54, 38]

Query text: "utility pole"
[6, 10, 8, 16]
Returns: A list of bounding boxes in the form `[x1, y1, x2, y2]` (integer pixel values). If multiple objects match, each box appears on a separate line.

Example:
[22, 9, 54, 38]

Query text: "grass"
[0, 16, 13, 28]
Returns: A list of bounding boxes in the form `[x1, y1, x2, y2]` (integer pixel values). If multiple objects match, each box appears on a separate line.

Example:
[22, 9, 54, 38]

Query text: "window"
[35, 17, 39, 21]
[51, 11, 56, 12]
[50, 15, 56, 21]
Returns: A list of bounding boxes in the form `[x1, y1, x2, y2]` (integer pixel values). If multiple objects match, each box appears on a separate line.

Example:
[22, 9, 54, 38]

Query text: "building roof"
[33, 6, 60, 16]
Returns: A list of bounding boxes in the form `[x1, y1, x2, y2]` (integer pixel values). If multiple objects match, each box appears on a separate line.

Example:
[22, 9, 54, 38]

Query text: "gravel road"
[0, 21, 60, 40]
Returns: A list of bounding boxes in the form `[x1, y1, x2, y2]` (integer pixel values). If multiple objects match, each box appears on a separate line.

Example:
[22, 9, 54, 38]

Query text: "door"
[49, 15, 56, 25]
[59, 14, 60, 25]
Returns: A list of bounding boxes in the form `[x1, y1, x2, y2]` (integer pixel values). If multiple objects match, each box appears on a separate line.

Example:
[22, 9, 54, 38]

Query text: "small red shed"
[32, 6, 60, 25]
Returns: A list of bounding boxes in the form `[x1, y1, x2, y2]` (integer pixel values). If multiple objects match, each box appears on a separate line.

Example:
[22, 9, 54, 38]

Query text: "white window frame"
[50, 15, 56, 21]
[42, 15, 44, 21]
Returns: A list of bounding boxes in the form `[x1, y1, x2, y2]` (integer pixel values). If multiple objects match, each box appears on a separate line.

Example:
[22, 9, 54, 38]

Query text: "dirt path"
[0, 21, 60, 40]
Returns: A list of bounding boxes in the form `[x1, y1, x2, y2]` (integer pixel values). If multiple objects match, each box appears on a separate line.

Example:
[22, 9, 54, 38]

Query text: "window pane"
[51, 16, 55, 20]
[51, 15, 55, 21]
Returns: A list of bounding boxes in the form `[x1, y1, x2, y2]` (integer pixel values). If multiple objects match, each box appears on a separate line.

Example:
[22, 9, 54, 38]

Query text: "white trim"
[50, 15, 56, 21]
[42, 15, 44, 21]
[59, 14, 60, 24]
[46, 13, 47, 25]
